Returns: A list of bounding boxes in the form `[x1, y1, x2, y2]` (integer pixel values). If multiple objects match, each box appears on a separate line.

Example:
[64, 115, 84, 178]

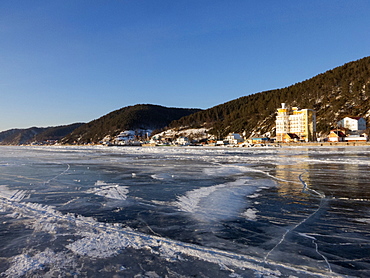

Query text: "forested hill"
[169, 56, 370, 138]
[0, 123, 84, 145]
[62, 104, 201, 144]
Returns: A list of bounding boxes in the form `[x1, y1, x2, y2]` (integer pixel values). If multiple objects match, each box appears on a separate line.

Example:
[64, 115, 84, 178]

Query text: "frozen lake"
[0, 145, 369, 277]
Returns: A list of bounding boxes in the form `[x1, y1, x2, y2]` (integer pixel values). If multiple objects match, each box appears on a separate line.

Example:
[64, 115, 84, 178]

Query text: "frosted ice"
[0, 185, 29, 202]
[175, 178, 276, 222]
[0, 145, 369, 277]
[87, 180, 129, 200]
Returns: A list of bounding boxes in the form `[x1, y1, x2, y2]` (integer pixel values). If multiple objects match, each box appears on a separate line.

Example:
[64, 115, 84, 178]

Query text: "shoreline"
[276, 141, 370, 147]
[2, 141, 370, 148]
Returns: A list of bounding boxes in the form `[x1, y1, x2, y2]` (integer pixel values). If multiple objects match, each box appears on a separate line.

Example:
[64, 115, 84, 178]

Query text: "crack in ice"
[264, 171, 332, 273]
[43, 163, 71, 185]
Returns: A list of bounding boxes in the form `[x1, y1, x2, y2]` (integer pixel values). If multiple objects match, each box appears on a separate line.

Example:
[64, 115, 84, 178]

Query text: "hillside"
[0, 123, 84, 145]
[62, 104, 201, 144]
[169, 56, 370, 138]
[34, 123, 85, 142]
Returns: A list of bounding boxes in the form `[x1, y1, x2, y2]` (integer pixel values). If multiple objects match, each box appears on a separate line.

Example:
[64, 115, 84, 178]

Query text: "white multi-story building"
[225, 133, 244, 145]
[337, 117, 366, 131]
[276, 103, 316, 142]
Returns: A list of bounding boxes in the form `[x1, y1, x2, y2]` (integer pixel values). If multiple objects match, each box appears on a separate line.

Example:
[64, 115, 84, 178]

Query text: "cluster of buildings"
[328, 117, 367, 142]
[102, 103, 368, 147]
[275, 103, 368, 143]
[101, 129, 151, 146]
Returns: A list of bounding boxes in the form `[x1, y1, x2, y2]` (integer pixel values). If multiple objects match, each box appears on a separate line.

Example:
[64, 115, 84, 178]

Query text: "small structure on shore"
[328, 130, 346, 142]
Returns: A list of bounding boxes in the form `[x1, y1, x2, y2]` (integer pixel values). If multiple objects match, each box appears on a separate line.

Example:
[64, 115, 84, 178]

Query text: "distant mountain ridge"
[0, 123, 84, 145]
[168, 56, 370, 138]
[61, 104, 202, 144]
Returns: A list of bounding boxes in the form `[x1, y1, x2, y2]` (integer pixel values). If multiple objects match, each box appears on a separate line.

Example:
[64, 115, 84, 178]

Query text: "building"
[276, 103, 316, 142]
[250, 137, 270, 144]
[175, 136, 189, 146]
[328, 130, 346, 142]
[225, 133, 244, 145]
[282, 133, 300, 143]
[344, 134, 368, 142]
[337, 117, 366, 132]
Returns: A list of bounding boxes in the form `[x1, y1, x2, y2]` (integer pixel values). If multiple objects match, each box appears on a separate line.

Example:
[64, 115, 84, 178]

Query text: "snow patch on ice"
[242, 208, 258, 221]
[140, 271, 162, 278]
[0, 185, 30, 202]
[87, 180, 129, 200]
[248, 193, 260, 198]
[3, 248, 72, 277]
[175, 178, 276, 222]
[151, 173, 175, 180]
[355, 218, 370, 224]
[229, 273, 243, 278]
[66, 232, 131, 258]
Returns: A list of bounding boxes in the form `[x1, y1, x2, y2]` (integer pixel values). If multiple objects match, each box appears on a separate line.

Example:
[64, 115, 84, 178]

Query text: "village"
[100, 103, 369, 147]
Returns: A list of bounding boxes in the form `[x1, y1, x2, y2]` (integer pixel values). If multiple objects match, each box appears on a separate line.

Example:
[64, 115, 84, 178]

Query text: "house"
[328, 130, 346, 142]
[282, 133, 300, 142]
[216, 140, 228, 146]
[337, 117, 367, 131]
[176, 136, 189, 146]
[345, 134, 368, 142]
[225, 133, 244, 145]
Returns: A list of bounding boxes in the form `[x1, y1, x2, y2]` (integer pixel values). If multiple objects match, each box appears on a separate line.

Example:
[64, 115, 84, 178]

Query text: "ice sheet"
[0, 145, 369, 277]
[0, 196, 336, 277]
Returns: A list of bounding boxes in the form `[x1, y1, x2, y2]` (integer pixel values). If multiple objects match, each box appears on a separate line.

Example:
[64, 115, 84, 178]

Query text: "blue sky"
[1, 0, 369, 131]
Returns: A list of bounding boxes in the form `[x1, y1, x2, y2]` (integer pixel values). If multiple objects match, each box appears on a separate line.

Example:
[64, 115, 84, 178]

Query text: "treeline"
[62, 104, 201, 144]
[170, 56, 370, 137]
[0, 123, 84, 145]
[34, 123, 84, 142]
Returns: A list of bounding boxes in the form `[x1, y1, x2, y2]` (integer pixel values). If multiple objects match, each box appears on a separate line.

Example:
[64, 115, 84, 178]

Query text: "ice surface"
[0, 145, 369, 277]
[1, 196, 322, 277]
